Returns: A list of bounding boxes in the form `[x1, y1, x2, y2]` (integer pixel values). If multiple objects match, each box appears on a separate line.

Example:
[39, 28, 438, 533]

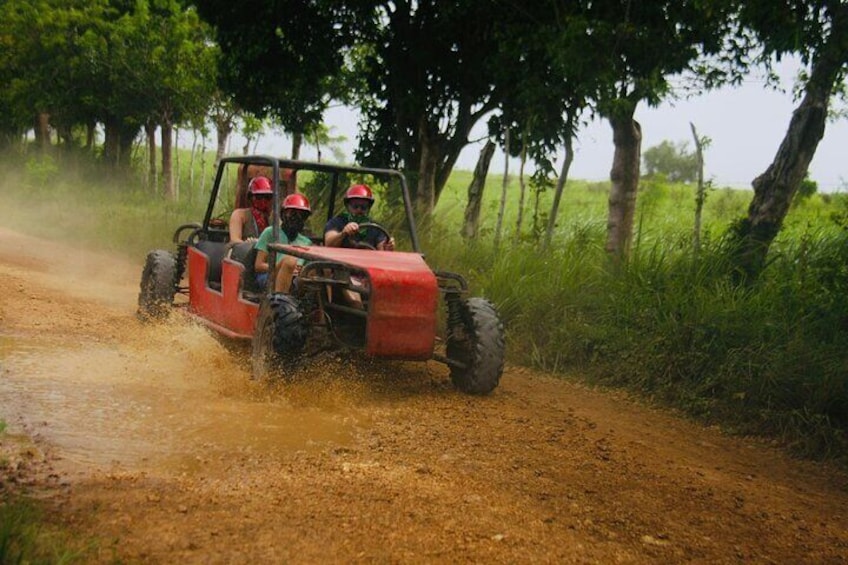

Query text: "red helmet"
[248, 176, 272, 195]
[344, 184, 374, 203]
[282, 193, 311, 214]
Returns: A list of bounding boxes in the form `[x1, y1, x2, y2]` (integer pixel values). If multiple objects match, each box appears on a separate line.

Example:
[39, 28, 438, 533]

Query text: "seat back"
[229, 241, 260, 293]
[194, 240, 228, 285]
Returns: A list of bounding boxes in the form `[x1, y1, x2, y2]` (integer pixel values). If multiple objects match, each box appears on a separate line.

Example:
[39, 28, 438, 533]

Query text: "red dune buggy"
[138, 156, 504, 394]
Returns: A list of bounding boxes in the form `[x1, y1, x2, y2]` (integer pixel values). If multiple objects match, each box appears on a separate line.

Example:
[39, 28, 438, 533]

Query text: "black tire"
[251, 293, 308, 380]
[138, 250, 177, 321]
[446, 297, 505, 395]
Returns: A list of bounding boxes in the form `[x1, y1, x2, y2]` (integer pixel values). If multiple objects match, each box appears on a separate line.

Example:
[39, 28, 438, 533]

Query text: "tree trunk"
[189, 131, 198, 202]
[200, 131, 209, 195]
[313, 131, 323, 163]
[408, 106, 492, 213]
[730, 47, 843, 279]
[57, 124, 73, 149]
[416, 120, 438, 215]
[514, 128, 528, 243]
[103, 118, 120, 167]
[85, 121, 96, 152]
[145, 122, 157, 193]
[292, 131, 302, 160]
[690, 122, 705, 256]
[544, 135, 575, 250]
[175, 127, 181, 200]
[214, 117, 231, 167]
[494, 128, 510, 249]
[461, 140, 496, 239]
[161, 121, 174, 200]
[34, 113, 50, 153]
[118, 125, 136, 170]
[605, 111, 642, 261]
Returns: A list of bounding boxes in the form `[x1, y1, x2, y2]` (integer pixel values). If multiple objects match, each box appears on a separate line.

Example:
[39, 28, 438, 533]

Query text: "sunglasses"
[253, 194, 272, 200]
[348, 202, 370, 212]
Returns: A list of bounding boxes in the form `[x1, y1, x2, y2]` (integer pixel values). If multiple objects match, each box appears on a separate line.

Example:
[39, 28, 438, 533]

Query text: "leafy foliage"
[351, 1, 503, 208]
[793, 175, 819, 206]
[643, 140, 699, 182]
[0, 0, 113, 140]
[193, 0, 348, 136]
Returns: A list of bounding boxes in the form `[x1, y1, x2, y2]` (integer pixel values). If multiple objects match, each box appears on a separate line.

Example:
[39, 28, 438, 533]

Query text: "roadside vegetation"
[0, 420, 91, 563]
[0, 500, 90, 564]
[431, 172, 848, 462]
[2, 149, 846, 463]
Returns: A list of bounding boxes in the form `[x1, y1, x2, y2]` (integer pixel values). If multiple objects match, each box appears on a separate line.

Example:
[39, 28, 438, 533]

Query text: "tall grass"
[425, 211, 848, 461]
[3, 149, 848, 462]
[0, 499, 91, 563]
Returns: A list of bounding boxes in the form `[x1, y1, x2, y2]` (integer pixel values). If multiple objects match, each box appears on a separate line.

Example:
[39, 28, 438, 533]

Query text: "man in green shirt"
[254, 193, 313, 293]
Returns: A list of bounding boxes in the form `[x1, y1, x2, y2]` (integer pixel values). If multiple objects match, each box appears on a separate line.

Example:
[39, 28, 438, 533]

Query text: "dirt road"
[1, 226, 847, 564]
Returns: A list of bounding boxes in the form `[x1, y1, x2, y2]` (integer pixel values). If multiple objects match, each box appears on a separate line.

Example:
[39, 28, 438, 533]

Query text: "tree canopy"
[0, 0, 216, 177]
[193, 0, 349, 145]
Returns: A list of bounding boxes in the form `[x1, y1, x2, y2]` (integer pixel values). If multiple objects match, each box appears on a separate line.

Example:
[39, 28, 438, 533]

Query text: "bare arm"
[254, 249, 269, 274]
[324, 222, 359, 247]
[229, 209, 246, 243]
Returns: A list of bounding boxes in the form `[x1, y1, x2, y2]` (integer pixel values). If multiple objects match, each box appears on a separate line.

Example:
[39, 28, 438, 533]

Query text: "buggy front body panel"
[279, 245, 439, 359]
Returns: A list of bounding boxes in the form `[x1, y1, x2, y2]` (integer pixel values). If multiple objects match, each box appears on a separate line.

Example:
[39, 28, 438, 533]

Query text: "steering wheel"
[348, 222, 393, 250]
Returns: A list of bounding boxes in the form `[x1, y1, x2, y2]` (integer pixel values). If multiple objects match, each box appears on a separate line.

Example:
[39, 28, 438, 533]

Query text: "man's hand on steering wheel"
[341, 222, 361, 237]
[351, 222, 394, 251]
[378, 236, 395, 251]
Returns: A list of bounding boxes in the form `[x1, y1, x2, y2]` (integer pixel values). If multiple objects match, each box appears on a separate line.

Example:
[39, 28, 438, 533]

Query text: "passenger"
[323, 184, 395, 250]
[254, 193, 313, 293]
[229, 176, 273, 243]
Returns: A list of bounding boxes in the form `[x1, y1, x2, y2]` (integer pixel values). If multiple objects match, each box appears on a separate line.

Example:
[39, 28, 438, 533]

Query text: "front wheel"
[138, 250, 177, 321]
[251, 293, 308, 381]
[446, 297, 505, 395]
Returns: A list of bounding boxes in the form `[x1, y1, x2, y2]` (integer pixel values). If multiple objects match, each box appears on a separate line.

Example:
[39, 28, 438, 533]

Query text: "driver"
[323, 184, 395, 250]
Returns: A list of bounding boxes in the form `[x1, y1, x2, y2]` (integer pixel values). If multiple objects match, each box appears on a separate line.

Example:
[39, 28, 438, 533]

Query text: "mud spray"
[0, 230, 426, 478]
[0, 226, 450, 478]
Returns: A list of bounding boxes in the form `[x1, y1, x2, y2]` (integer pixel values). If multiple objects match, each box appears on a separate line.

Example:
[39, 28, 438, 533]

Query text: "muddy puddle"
[0, 323, 370, 476]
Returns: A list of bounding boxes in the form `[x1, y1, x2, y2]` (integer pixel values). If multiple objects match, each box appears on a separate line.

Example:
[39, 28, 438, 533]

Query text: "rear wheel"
[446, 297, 505, 395]
[138, 250, 177, 321]
[251, 293, 308, 380]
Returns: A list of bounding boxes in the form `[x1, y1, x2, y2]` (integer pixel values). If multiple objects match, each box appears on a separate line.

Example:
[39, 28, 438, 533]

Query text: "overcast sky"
[243, 57, 847, 193]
